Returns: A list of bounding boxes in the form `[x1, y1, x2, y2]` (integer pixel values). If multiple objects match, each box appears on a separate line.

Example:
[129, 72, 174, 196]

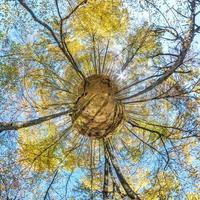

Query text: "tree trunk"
[103, 149, 109, 200]
[105, 141, 141, 200]
[0, 110, 71, 132]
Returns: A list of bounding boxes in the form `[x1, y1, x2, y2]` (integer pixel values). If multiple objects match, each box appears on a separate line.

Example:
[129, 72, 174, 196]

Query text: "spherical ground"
[72, 74, 124, 139]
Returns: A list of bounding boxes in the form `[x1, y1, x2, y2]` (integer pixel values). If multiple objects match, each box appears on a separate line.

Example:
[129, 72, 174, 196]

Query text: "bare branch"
[105, 140, 141, 200]
[44, 169, 59, 200]
[120, 0, 198, 101]
[0, 110, 71, 132]
[63, 0, 87, 21]
[103, 146, 109, 200]
[17, 0, 86, 80]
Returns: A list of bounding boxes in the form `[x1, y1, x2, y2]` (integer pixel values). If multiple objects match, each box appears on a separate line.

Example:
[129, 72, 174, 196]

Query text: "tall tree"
[0, 0, 199, 199]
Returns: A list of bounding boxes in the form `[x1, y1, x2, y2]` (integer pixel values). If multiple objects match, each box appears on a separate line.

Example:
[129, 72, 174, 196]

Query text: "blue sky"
[0, 0, 200, 199]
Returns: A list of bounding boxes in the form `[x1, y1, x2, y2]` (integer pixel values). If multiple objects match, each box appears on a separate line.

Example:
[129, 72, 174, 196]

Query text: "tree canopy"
[0, 0, 199, 199]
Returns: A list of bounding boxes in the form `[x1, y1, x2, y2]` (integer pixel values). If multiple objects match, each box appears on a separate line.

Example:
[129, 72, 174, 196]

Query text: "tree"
[0, 0, 199, 199]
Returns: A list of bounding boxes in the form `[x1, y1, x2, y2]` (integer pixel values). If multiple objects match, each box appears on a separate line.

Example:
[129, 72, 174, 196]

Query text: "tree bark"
[103, 149, 109, 200]
[17, 0, 86, 80]
[105, 141, 141, 200]
[0, 110, 71, 132]
[120, 0, 197, 101]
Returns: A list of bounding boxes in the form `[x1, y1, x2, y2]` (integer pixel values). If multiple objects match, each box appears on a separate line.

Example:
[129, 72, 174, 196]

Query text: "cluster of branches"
[0, 0, 199, 199]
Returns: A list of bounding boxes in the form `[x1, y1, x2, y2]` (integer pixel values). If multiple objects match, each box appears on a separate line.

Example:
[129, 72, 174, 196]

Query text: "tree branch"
[120, 0, 197, 101]
[103, 146, 109, 200]
[63, 0, 87, 21]
[104, 140, 141, 200]
[0, 110, 71, 132]
[18, 0, 86, 80]
[44, 169, 59, 200]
